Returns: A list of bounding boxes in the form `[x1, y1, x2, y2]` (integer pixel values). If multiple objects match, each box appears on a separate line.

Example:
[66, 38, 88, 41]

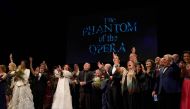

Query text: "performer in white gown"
[8, 60, 34, 109]
[52, 64, 73, 109]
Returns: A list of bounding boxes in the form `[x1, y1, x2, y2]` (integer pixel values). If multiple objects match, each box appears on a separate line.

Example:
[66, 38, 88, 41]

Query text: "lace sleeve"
[23, 69, 30, 81]
[63, 70, 72, 78]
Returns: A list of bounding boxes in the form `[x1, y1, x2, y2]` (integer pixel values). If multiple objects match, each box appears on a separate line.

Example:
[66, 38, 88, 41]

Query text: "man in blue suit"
[153, 54, 181, 109]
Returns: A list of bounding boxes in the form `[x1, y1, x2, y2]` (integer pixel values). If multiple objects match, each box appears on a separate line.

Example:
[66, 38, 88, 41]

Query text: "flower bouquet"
[15, 70, 24, 81]
[92, 69, 102, 88]
[92, 76, 101, 88]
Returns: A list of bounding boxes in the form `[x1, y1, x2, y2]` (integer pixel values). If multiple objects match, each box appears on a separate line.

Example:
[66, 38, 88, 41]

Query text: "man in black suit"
[108, 53, 122, 109]
[33, 64, 48, 109]
[78, 62, 93, 109]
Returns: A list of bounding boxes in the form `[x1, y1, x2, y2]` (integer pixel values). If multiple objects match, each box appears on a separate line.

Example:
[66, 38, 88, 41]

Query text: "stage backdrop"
[66, 8, 157, 64]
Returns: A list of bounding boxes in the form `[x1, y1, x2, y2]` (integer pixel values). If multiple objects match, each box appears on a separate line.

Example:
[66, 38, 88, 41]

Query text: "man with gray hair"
[78, 62, 93, 109]
[153, 54, 181, 109]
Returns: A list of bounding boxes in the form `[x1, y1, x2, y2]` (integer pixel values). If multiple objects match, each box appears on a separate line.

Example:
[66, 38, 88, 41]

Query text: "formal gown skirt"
[181, 78, 190, 109]
[51, 77, 73, 109]
[8, 84, 34, 109]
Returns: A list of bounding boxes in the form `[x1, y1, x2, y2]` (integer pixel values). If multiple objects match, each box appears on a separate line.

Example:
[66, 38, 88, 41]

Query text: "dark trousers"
[71, 86, 79, 109]
[79, 93, 91, 109]
[127, 93, 140, 109]
[159, 90, 180, 109]
[34, 92, 44, 109]
[91, 88, 102, 109]
[110, 85, 122, 109]
[140, 91, 152, 109]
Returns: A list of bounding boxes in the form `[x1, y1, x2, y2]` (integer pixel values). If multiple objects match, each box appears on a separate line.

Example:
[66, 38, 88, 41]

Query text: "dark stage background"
[0, 3, 189, 70]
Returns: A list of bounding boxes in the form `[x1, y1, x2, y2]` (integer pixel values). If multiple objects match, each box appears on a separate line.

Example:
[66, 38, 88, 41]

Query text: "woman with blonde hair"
[8, 60, 34, 109]
[122, 60, 140, 109]
[6, 54, 17, 106]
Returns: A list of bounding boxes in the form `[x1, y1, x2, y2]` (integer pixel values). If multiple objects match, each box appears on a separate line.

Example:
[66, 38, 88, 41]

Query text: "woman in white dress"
[8, 60, 34, 109]
[52, 64, 73, 109]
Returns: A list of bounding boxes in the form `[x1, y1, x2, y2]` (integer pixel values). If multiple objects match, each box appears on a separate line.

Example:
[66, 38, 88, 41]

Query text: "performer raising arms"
[8, 59, 34, 109]
[52, 64, 73, 109]
[108, 52, 123, 109]
[6, 54, 16, 106]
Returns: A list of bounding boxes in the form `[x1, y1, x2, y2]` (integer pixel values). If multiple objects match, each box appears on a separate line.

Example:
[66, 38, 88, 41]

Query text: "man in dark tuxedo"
[153, 54, 181, 109]
[107, 53, 122, 109]
[33, 64, 48, 109]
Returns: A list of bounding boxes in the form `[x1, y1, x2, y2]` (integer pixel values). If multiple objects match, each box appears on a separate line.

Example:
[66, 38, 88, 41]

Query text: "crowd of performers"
[0, 47, 190, 109]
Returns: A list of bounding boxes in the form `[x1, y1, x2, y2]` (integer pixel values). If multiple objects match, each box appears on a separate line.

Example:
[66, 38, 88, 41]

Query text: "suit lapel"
[163, 67, 170, 76]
